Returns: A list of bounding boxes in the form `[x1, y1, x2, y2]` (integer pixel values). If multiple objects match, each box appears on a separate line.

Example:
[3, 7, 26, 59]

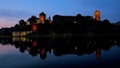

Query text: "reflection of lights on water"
[12, 37, 20, 41]
[95, 49, 101, 59]
[33, 40, 38, 47]
[20, 37, 26, 42]
[67, 41, 70, 43]
[75, 46, 77, 50]
[51, 40, 54, 43]
[27, 47, 31, 51]
[48, 43, 51, 45]
[40, 48, 45, 55]
[27, 31, 30, 34]
[114, 40, 117, 44]
[12, 37, 29, 42]
[27, 39, 30, 42]
[38, 49, 40, 52]
[109, 40, 112, 43]
[89, 40, 92, 44]
[94, 42, 96, 45]
[30, 39, 33, 42]
[87, 44, 89, 47]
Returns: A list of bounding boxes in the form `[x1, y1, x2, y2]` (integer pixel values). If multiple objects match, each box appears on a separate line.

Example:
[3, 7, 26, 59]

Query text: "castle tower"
[94, 10, 100, 21]
[39, 12, 46, 24]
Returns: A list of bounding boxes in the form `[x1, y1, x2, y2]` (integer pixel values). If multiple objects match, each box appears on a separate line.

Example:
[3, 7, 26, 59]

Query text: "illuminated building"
[53, 15, 76, 24]
[94, 10, 100, 21]
[39, 12, 46, 24]
[20, 31, 27, 36]
[53, 14, 90, 24]
[32, 24, 38, 31]
[26, 21, 30, 25]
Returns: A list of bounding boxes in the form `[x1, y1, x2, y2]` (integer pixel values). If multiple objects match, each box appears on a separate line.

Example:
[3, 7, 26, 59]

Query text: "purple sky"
[0, 0, 120, 28]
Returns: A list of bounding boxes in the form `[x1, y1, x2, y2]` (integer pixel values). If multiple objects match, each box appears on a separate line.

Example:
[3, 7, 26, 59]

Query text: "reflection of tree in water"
[0, 36, 120, 60]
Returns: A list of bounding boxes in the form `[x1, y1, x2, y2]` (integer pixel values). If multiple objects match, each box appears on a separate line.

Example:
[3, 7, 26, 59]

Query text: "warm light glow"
[33, 40, 38, 47]
[39, 16, 45, 24]
[32, 24, 38, 31]
[20, 37, 26, 42]
[26, 21, 30, 25]
[40, 48, 46, 60]
[95, 49, 101, 59]
[39, 12, 46, 24]
[12, 37, 20, 41]
[40, 48, 46, 56]
[94, 10, 100, 21]
[20, 32, 27, 36]
[12, 32, 20, 36]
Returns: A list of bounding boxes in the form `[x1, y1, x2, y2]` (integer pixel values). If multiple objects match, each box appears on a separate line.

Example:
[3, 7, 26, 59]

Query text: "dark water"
[0, 36, 120, 68]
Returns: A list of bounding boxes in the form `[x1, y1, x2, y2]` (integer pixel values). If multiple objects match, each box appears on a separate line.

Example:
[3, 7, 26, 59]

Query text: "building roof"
[95, 10, 100, 12]
[39, 12, 46, 16]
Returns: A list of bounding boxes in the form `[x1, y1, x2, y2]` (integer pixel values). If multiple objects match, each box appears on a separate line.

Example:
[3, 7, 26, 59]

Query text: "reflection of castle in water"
[0, 36, 120, 60]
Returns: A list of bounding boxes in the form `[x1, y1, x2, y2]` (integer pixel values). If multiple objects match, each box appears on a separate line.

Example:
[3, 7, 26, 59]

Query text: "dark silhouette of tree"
[28, 16, 37, 25]
[18, 19, 26, 31]
[14, 24, 19, 31]
[19, 19, 26, 26]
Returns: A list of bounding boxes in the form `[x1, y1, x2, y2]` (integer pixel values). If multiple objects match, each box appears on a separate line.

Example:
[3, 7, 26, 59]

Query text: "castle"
[12, 10, 102, 36]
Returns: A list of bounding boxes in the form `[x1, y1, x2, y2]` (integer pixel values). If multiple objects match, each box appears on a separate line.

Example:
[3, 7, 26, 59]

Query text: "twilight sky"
[0, 0, 120, 28]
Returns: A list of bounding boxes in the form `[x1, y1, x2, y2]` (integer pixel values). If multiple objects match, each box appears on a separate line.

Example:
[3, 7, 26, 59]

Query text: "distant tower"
[39, 12, 46, 24]
[94, 10, 100, 21]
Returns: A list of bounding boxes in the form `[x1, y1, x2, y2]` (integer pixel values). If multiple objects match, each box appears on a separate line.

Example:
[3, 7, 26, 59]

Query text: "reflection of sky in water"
[0, 44, 120, 68]
[101, 46, 120, 64]
[0, 44, 17, 54]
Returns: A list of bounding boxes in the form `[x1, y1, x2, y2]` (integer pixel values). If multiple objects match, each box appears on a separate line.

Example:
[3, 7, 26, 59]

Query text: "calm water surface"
[0, 37, 120, 68]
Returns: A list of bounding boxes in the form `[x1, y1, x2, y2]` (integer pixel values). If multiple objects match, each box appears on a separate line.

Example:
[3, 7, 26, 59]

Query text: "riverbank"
[1, 32, 120, 38]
